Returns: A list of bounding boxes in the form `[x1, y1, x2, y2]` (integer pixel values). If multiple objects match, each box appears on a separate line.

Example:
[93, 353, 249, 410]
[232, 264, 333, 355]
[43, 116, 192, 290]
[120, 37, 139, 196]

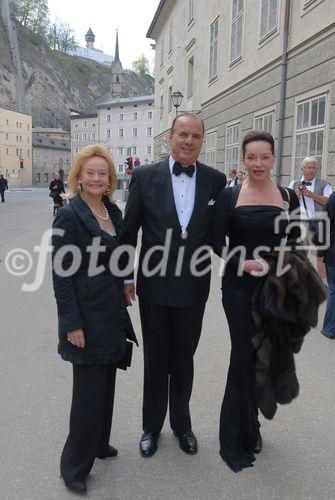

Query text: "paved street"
[0, 189, 334, 500]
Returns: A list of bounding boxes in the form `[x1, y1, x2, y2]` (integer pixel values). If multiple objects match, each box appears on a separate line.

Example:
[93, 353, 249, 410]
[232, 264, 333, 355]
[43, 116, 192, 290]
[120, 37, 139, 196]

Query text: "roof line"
[146, 0, 166, 38]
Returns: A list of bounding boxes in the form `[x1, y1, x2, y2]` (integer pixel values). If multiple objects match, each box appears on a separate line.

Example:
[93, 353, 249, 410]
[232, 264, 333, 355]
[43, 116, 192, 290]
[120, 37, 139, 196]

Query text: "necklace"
[89, 202, 109, 221]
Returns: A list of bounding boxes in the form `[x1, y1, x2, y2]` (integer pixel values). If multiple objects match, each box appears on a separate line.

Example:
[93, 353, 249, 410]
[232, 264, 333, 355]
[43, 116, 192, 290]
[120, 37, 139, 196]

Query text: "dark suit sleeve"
[287, 188, 301, 243]
[52, 208, 85, 336]
[118, 169, 143, 278]
[211, 188, 231, 257]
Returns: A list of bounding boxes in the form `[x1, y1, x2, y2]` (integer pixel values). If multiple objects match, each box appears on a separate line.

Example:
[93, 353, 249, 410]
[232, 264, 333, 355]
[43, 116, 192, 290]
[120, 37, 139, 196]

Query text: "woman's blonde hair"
[67, 144, 117, 202]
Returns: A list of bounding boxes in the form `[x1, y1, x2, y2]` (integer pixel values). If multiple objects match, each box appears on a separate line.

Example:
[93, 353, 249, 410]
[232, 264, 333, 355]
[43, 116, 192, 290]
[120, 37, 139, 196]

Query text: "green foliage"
[132, 54, 150, 77]
[47, 21, 77, 53]
[13, 0, 49, 36]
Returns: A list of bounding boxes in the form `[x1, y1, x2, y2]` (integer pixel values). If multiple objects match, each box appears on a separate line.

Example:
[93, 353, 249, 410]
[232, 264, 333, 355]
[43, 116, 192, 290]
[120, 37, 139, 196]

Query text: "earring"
[106, 186, 110, 195]
[77, 180, 82, 191]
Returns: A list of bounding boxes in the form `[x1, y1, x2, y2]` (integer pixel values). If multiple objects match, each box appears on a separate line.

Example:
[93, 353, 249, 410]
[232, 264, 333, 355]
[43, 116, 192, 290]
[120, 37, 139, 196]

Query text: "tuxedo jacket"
[120, 158, 226, 307]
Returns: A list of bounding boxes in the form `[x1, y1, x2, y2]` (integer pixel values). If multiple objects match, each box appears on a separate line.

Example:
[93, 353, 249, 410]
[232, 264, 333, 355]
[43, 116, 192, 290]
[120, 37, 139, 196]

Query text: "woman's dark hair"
[242, 130, 275, 156]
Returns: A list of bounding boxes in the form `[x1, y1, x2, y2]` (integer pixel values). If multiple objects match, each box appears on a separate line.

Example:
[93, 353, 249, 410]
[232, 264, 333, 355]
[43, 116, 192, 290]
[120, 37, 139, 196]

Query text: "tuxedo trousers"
[139, 299, 205, 435]
[60, 363, 116, 483]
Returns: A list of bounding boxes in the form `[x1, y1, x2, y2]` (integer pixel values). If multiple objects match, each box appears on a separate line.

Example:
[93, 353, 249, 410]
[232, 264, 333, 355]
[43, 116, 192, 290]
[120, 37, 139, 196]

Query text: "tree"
[47, 20, 77, 53]
[132, 54, 150, 77]
[13, 0, 49, 36]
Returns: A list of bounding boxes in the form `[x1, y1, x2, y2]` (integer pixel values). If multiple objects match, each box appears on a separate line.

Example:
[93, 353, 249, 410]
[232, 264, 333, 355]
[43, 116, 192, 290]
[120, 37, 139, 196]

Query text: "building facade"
[71, 95, 155, 186]
[0, 107, 32, 187]
[32, 129, 71, 187]
[147, 0, 335, 185]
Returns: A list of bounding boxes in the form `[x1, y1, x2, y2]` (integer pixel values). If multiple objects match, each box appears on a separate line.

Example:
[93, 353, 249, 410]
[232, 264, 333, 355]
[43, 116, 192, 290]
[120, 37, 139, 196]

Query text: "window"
[132, 146, 137, 155]
[75, 147, 80, 154]
[209, 17, 219, 81]
[91, 132, 96, 140]
[118, 128, 124, 138]
[146, 126, 153, 137]
[82, 133, 87, 140]
[118, 163, 124, 173]
[119, 113, 124, 121]
[16, 148, 19, 156]
[230, 0, 244, 63]
[36, 173, 40, 183]
[168, 86, 172, 113]
[74, 133, 79, 140]
[118, 147, 124, 155]
[294, 94, 327, 177]
[188, 0, 194, 23]
[106, 114, 111, 122]
[254, 109, 275, 134]
[6, 119, 9, 125]
[5, 133, 8, 140]
[133, 112, 138, 120]
[148, 111, 153, 119]
[225, 123, 240, 171]
[168, 22, 173, 54]
[260, 0, 278, 39]
[106, 129, 111, 139]
[146, 145, 152, 155]
[44, 173, 49, 183]
[205, 131, 217, 168]
[132, 127, 138, 137]
[187, 57, 194, 98]
[82, 121, 87, 127]
[6, 148, 9, 155]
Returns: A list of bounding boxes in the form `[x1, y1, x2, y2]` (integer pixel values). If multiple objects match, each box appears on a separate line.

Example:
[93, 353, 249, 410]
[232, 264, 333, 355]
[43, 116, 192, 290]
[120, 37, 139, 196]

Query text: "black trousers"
[139, 299, 205, 436]
[0, 191, 4, 202]
[60, 363, 116, 483]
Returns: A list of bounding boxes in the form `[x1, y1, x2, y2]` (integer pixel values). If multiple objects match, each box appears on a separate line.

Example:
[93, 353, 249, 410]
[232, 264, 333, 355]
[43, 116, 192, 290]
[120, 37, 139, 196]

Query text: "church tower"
[110, 30, 123, 98]
[85, 27, 95, 49]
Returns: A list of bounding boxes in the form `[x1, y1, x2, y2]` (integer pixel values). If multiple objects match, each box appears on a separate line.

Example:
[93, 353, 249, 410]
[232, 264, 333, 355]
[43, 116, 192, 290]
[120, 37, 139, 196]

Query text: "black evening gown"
[212, 187, 300, 472]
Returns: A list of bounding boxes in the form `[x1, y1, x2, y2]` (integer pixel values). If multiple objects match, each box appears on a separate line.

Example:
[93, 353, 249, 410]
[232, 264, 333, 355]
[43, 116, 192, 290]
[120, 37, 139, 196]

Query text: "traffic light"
[20, 158, 24, 169]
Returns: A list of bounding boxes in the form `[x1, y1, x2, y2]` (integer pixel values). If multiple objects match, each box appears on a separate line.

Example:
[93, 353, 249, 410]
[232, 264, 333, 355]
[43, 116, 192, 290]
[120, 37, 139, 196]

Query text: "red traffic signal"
[20, 158, 24, 168]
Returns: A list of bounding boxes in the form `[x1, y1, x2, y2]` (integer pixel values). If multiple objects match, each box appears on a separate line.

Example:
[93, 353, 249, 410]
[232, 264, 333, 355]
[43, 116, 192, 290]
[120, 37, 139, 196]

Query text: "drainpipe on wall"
[276, 0, 291, 184]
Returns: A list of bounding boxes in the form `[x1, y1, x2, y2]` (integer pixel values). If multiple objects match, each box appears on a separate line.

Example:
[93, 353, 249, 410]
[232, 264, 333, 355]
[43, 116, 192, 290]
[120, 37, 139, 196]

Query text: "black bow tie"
[173, 162, 195, 177]
[303, 181, 312, 186]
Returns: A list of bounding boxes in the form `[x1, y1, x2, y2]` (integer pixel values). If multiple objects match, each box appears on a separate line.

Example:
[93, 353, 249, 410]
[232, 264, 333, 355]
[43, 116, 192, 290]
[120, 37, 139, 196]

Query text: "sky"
[47, 0, 160, 70]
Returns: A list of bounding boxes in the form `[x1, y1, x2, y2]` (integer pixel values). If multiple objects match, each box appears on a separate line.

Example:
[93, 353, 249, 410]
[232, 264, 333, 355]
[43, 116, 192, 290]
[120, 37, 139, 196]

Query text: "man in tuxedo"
[120, 113, 226, 457]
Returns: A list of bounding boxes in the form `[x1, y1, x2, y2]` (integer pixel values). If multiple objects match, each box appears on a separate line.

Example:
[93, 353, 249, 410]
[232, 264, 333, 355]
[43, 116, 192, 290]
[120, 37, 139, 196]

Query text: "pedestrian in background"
[49, 172, 65, 215]
[227, 168, 239, 187]
[52, 144, 137, 494]
[314, 192, 335, 339]
[288, 157, 332, 283]
[237, 170, 245, 184]
[0, 174, 8, 202]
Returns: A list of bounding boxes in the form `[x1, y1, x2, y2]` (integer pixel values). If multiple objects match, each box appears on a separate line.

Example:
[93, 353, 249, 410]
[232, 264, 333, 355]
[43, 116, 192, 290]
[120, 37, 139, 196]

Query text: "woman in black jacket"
[52, 144, 137, 494]
[49, 172, 65, 215]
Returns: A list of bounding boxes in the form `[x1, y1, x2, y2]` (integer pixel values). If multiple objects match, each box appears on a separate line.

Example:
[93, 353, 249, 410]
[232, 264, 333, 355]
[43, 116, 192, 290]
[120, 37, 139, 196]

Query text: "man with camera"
[288, 156, 332, 280]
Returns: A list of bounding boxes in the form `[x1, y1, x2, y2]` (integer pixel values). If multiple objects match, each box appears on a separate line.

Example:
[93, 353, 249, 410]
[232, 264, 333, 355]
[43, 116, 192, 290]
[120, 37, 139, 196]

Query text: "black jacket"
[313, 192, 335, 264]
[119, 158, 226, 307]
[0, 177, 8, 191]
[52, 195, 137, 364]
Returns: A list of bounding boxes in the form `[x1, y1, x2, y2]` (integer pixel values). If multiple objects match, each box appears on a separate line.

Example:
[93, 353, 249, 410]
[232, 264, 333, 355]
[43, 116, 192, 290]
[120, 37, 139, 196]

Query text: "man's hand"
[123, 283, 136, 306]
[67, 328, 85, 348]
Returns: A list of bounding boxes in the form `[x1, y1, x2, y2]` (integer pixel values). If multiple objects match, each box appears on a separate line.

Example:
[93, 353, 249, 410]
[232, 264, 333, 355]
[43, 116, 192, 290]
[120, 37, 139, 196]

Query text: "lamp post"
[171, 90, 183, 116]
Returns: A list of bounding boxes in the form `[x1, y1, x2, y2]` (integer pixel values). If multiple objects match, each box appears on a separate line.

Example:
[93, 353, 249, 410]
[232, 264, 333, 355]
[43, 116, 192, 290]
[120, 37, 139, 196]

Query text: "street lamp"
[171, 90, 183, 116]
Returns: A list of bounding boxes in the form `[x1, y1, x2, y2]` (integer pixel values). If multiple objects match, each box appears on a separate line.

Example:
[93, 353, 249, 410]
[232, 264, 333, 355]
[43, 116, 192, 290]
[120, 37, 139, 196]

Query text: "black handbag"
[49, 191, 58, 199]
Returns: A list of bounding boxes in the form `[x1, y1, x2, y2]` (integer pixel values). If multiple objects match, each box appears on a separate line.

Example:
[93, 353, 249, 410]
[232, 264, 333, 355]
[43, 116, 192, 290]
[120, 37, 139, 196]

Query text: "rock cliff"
[0, 19, 154, 129]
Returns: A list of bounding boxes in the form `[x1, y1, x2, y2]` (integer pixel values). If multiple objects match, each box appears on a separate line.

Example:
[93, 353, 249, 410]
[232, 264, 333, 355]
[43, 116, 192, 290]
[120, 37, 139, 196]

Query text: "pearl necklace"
[89, 202, 109, 221]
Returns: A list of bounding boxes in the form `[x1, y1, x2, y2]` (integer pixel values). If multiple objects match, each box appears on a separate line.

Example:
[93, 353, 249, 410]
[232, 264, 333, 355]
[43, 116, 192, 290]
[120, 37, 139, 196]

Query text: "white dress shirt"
[288, 177, 332, 219]
[169, 155, 196, 233]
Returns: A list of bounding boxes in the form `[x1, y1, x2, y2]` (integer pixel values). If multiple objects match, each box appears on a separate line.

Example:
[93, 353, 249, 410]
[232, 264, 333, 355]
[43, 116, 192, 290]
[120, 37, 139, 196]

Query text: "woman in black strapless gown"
[212, 131, 300, 472]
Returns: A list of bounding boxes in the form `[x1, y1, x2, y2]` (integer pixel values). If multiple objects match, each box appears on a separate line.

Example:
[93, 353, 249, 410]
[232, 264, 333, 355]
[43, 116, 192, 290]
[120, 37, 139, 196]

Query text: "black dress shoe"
[63, 479, 87, 494]
[139, 432, 159, 457]
[253, 433, 263, 454]
[96, 445, 118, 459]
[174, 430, 198, 454]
